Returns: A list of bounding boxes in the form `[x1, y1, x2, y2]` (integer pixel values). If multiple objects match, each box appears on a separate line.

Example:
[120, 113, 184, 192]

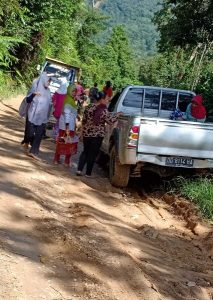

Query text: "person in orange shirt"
[103, 80, 113, 101]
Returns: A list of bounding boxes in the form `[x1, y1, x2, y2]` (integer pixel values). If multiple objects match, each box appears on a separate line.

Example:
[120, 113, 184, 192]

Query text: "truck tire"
[109, 146, 130, 188]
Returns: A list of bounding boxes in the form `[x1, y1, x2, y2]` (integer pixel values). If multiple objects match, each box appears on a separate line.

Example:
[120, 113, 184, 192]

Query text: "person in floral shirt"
[76, 91, 121, 177]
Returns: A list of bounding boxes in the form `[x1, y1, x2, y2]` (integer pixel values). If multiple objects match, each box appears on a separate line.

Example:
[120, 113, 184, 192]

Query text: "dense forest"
[0, 0, 212, 118]
[87, 0, 162, 56]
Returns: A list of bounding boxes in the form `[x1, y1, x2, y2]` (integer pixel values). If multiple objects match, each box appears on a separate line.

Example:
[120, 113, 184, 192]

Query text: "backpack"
[18, 97, 30, 118]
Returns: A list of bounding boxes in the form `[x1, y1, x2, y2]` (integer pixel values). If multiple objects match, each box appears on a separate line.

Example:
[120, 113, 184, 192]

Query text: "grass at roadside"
[0, 74, 26, 101]
[0, 85, 26, 101]
[173, 175, 213, 221]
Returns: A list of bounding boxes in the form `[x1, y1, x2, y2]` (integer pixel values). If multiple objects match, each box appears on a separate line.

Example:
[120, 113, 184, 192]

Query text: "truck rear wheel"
[109, 146, 130, 188]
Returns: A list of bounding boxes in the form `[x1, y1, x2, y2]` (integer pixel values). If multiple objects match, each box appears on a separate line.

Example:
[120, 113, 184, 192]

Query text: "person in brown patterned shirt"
[76, 91, 122, 177]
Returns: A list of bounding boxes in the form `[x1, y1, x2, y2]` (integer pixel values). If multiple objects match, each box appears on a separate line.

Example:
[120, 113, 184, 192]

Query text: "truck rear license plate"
[165, 157, 194, 167]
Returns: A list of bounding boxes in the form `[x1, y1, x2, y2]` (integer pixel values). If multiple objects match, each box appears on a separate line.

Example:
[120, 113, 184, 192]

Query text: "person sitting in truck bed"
[184, 95, 206, 123]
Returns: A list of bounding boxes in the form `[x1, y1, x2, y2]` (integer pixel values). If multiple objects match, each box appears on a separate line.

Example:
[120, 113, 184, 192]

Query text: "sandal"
[27, 152, 41, 161]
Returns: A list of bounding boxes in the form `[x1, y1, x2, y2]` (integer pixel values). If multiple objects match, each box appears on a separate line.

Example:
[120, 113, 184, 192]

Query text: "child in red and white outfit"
[53, 85, 79, 166]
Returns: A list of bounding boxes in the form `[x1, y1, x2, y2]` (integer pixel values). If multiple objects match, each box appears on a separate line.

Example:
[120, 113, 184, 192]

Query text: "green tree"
[14, 0, 83, 74]
[140, 50, 188, 88]
[90, 0, 162, 56]
[106, 25, 136, 88]
[154, 0, 213, 51]
[0, 0, 138, 95]
[0, 0, 25, 67]
[0, 0, 27, 89]
[75, 8, 106, 62]
[152, 0, 213, 116]
[80, 44, 120, 88]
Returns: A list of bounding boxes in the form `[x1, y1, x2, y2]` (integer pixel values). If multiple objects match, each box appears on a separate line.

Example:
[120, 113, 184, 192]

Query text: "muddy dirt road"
[0, 97, 212, 300]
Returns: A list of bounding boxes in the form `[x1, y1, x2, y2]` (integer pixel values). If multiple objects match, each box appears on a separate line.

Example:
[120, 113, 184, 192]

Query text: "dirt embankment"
[0, 97, 212, 300]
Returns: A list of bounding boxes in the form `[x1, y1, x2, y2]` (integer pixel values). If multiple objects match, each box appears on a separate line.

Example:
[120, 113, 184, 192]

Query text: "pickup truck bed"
[138, 118, 213, 159]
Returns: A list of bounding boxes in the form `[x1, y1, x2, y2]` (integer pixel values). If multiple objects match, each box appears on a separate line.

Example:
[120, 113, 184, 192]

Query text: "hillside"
[88, 0, 162, 56]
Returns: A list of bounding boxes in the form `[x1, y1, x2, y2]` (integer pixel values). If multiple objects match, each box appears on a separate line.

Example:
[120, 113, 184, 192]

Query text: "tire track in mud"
[0, 97, 212, 300]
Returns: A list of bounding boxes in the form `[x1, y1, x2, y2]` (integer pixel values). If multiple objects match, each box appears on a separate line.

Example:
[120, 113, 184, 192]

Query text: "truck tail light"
[127, 125, 139, 148]
[131, 126, 139, 133]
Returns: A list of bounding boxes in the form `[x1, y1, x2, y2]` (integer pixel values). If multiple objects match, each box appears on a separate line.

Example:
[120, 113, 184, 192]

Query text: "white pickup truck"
[101, 85, 213, 187]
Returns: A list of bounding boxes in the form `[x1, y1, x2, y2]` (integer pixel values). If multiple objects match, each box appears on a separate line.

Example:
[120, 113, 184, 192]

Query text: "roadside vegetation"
[167, 175, 213, 221]
[180, 176, 213, 221]
[0, 74, 26, 99]
[0, 1, 212, 108]
[89, 0, 162, 56]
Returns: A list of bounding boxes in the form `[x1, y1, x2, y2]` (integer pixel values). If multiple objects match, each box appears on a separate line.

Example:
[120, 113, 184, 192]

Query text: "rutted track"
[0, 97, 212, 300]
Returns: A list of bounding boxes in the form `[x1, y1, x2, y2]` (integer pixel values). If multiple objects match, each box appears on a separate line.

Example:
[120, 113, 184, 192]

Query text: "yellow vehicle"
[40, 57, 81, 94]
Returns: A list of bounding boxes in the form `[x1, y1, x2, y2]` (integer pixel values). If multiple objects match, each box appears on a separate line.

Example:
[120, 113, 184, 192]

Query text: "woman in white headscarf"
[27, 72, 52, 159]
[21, 76, 40, 149]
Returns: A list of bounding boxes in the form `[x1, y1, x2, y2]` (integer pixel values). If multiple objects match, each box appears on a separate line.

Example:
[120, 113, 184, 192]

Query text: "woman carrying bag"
[20, 77, 41, 150]
[27, 73, 52, 160]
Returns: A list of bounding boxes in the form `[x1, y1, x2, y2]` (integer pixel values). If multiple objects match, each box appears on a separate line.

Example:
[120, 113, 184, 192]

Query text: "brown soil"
[0, 96, 212, 300]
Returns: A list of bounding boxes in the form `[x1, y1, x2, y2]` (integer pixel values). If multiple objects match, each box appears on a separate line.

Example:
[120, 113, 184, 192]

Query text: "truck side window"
[108, 92, 121, 112]
[178, 93, 194, 112]
[161, 91, 177, 111]
[144, 89, 160, 109]
[122, 88, 143, 108]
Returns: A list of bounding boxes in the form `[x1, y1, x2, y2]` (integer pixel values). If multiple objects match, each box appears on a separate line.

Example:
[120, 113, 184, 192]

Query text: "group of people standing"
[20, 73, 119, 177]
[21, 73, 207, 178]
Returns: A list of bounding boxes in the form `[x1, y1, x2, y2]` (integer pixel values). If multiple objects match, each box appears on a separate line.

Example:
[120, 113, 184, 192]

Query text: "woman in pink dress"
[52, 78, 68, 138]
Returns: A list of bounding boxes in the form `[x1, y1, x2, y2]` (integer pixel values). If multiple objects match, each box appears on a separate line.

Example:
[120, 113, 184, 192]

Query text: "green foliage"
[154, 0, 213, 51]
[139, 49, 194, 89]
[81, 25, 137, 89]
[18, 0, 80, 30]
[179, 176, 213, 221]
[139, 47, 210, 88]
[139, 45, 213, 117]
[1, 0, 212, 107]
[75, 8, 106, 62]
[13, 0, 85, 75]
[89, 0, 162, 56]
[41, 21, 80, 66]
[0, 70, 26, 99]
[0, 0, 139, 95]
[106, 26, 136, 88]
[0, 0, 25, 68]
[0, 36, 22, 66]
[148, 0, 213, 118]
